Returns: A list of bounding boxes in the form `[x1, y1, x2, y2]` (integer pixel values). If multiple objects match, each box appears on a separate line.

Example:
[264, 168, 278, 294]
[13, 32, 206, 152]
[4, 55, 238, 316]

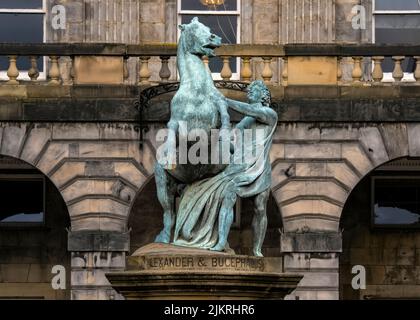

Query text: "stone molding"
[280, 232, 342, 253]
[68, 230, 130, 252]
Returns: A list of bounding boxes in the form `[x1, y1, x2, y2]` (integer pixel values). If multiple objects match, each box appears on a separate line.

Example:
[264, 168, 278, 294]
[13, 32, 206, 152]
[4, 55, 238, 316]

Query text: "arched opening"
[0, 155, 70, 300]
[128, 177, 163, 253]
[340, 157, 420, 300]
[230, 194, 282, 256]
[128, 177, 283, 256]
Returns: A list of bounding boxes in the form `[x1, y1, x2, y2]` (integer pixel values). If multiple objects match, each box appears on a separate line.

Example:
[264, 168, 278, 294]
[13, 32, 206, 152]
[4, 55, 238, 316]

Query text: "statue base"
[106, 243, 303, 300]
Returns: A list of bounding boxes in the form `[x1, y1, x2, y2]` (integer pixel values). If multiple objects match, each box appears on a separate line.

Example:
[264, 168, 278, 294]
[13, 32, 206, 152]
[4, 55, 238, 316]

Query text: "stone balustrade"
[0, 43, 419, 86]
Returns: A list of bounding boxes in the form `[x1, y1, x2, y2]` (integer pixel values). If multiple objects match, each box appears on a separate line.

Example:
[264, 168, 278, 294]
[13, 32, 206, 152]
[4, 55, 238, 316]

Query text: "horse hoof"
[210, 245, 225, 252]
[253, 251, 264, 257]
[155, 232, 170, 244]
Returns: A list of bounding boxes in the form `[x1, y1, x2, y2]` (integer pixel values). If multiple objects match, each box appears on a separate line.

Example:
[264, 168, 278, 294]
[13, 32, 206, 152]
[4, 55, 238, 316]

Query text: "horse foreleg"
[154, 162, 178, 244]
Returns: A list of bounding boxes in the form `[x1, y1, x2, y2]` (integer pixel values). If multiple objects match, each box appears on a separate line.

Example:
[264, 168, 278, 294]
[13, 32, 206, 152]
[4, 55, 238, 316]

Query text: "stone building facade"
[0, 0, 420, 300]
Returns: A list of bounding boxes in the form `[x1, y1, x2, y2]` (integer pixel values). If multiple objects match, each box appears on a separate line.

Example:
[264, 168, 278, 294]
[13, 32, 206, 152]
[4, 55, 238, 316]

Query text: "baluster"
[159, 56, 171, 82]
[372, 56, 384, 83]
[352, 56, 363, 83]
[6, 55, 19, 85]
[415, 56, 420, 83]
[337, 57, 342, 84]
[70, 56, 75, 84]
[392, 56, 405, 82]
[28, 56, 40, 82]
[262, 57, 273, 83]
[281, 57, 288, 86]
[220, 56, 232, 81]
[241, 57, 252, 82]
[59, 57, 72, 85]
[138, 56, 151, 85]
[202, 56, 211, 73]
[123, 56, 129, 82]
[48, 56, 60, 85]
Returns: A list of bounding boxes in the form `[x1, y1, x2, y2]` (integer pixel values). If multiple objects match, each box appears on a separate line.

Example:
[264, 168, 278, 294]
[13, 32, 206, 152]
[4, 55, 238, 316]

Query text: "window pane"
[376, 15, 420, 30]
[208, 56, 237, 73]
[0, 0, 43, 9]
[376, 0, 420, 10]
[181, 0, 237, 11]
[181, 15, 238, 44]
[0, 179, 44, 224]
[375, 15, 420, 72]
[374, 204, 420, 225]
[0, 13, 44, 70]
[374, 179, 420, 226]
[0, 56, 44, 73]
[380, 57, 416, 73]
[181, 15, 238, 73]
[0, 13, 44, 42]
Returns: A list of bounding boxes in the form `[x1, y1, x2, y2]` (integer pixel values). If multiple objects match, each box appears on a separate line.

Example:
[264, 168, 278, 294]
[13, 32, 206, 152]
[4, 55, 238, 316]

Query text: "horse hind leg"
[154, 162, 178, 244]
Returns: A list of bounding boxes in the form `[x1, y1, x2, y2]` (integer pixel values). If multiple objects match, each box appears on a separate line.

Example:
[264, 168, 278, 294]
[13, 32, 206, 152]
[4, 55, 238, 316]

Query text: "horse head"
[179, 17, 222, 58]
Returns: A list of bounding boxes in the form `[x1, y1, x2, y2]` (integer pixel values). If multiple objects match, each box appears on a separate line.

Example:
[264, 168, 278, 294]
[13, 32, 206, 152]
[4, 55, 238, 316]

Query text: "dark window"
[374, 0, 420, 73]
[376, 0, 420, 11]
[181, 0, 237, 11]
[179, 0, 239, 75]
[181, 14, 237, 73]
[0, 14, 44, 70]
[0, 2, 45, 72]
[0, 13, 44, 43]
[180, 14, 237, 45]
[375, 15, 420, 72]
[0, 177, 44, 224]
[373, 177, 420, 227]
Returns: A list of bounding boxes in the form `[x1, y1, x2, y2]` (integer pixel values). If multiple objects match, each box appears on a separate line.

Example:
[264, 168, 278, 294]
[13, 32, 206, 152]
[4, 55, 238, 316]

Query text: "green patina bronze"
[154, 18, 277, 257]
[154, 17, 229, 244]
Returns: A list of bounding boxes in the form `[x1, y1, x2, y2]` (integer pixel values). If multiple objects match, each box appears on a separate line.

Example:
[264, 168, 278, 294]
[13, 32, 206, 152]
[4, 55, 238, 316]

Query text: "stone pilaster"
[68, 231, 129, 300]
[281, 232, 342, 300]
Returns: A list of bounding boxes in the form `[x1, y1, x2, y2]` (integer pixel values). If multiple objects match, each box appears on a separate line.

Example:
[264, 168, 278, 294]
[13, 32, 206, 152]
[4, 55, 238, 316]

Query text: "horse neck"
[177, 35, 213, 87]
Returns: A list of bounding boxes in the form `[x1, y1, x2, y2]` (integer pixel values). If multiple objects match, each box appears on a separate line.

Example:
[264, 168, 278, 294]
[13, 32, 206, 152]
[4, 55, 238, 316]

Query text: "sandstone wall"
[43, 0, 374, 83]
[0, 166, 70, 300]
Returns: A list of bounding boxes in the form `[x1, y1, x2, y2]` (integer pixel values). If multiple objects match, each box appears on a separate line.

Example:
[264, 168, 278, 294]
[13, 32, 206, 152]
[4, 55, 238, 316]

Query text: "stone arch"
[0, 121, 160, 299]
[269, 123, 418, 300]
[270, 123, 417, 234]
[0, 154, 71, 299]
[0, 122, 68, 204]
[0, 122, 157, 233]
[338, 155, 420, 300]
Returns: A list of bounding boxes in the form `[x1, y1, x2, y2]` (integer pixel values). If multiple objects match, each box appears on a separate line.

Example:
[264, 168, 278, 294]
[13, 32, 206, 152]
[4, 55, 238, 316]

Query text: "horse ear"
[178, 24, 186, 31]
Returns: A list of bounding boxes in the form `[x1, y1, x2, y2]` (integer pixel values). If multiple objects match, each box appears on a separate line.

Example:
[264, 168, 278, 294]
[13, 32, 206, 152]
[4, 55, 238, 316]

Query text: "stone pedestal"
[106, 243, 302, 300]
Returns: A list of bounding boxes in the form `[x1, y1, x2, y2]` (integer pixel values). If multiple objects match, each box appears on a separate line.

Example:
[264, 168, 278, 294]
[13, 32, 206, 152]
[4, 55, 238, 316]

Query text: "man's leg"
[211, 190, 237, 252]
[252, 189, 269, 257]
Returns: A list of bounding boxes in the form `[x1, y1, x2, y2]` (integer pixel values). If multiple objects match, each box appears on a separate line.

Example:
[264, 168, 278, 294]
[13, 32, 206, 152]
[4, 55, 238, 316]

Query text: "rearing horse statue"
[154, 17, 231, 243]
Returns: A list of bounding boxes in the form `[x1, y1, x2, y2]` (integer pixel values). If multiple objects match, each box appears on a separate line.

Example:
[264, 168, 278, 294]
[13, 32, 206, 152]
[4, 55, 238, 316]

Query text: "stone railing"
[0, 43, 419, 86]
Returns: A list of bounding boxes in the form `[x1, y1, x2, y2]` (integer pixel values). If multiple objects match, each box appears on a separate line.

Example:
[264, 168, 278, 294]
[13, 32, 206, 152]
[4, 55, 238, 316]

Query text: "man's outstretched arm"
[226, 98, 277, 126]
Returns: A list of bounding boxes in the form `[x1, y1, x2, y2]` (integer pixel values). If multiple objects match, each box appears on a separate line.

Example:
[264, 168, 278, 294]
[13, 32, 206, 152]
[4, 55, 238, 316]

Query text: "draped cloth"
[173, 124, 276, 249]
